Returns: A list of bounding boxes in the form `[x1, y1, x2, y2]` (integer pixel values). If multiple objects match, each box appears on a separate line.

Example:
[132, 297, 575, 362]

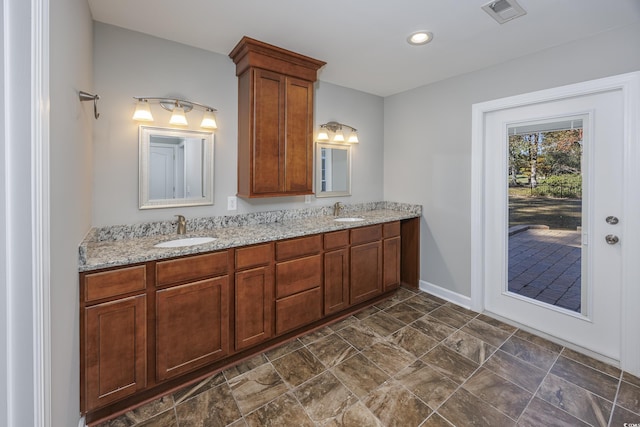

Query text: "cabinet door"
[253, 69, 284, 194]
[324, 248, 349, 314]
[350, 241, 383, 305]
[84, 294, 146, 411]
[235, 266, 274, 350]
[284, 77, 314, 193]
[156, 277, 230, 381]
[383, 236, 401, 291]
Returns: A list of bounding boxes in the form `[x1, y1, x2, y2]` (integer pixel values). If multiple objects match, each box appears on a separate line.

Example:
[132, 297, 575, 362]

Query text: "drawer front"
[383, 221, 401, 238]
[276, 255, 322, 299]
[236, 243, 273, 270]
[276, 234, 322, 261]
[275, 287, 322, 335]
[156, 251, 228, 286]
[350, 224, 382, 245]
[324, 230, 349, 250]
[84, 265, 146, 303]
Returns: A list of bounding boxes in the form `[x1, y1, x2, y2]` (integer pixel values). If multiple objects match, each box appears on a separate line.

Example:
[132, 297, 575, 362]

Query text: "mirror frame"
[315, 142, 352, 198]
[139, 126, 215, 209]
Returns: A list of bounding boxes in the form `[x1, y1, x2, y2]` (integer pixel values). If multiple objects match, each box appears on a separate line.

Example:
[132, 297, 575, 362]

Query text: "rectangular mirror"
[139, 126, 214, 209]
[315, 142, 351, 197]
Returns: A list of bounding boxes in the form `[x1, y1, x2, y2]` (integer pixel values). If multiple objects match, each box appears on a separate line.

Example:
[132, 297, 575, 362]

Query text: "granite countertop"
[79, 202, 422, 272]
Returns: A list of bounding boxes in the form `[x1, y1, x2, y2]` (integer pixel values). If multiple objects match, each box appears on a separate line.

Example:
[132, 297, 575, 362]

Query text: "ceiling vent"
[482, 0, 527, 24]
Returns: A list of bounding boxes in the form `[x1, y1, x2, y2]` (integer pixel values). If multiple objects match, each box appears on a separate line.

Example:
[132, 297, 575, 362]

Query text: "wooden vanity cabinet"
[234, 243, 274, 351]
[154, 251, 231, 381]
[229, 37, 325, 198]
[383, 222, 402, 291]
[323, 230, 350, 314]
[350, 225, 383, 305]
[81, 265, 147, 412]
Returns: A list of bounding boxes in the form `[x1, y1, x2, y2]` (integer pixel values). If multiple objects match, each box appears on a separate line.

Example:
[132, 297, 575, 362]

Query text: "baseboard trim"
[419, 280, 472, 310]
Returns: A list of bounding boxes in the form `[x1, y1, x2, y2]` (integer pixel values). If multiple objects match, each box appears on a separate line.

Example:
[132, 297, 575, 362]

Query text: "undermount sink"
[334, 217, 365, 222]
[154, 236, 217, 248]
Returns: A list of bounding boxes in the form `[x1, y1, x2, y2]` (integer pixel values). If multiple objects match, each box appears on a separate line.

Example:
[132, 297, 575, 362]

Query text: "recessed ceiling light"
[407, 31, 433, 46]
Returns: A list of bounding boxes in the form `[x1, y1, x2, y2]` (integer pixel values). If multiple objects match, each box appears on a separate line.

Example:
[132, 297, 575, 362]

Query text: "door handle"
[605, 216, 619, 225]
[605, 234, 619, 245]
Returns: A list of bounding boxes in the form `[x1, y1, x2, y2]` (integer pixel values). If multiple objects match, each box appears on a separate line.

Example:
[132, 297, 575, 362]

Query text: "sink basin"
[154, 237, 216, 248]
[334, 217, 365, 222]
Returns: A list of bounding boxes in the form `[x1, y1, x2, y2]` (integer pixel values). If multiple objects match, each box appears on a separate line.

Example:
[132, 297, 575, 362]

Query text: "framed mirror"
[315, 142, 351, 197]
[139, 126, 214, 209]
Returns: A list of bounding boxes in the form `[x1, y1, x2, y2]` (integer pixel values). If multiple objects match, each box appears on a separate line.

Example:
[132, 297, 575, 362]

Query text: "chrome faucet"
[333, 202, 343, 217]
[175, 215, 187, 235]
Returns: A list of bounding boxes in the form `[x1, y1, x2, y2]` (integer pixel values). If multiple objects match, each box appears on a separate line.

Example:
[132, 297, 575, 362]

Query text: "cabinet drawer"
[276, 255, 322, 299]
[275, 287, 322, 335]
[84, 265, 146, 303]
[383, 221, 401, 238]
[276, 234, 322, 261]
[236, 243, 273, 270]
[156, 251, 228, 287]
[350, 225, 382, 245]
[324, 230, 349, 250]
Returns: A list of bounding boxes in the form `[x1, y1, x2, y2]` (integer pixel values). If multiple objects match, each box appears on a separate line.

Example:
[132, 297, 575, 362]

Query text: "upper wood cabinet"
[229, 37, 326, 198]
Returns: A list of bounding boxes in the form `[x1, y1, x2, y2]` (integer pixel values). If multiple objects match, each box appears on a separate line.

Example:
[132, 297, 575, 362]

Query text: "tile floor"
[97, 287, 640, 427]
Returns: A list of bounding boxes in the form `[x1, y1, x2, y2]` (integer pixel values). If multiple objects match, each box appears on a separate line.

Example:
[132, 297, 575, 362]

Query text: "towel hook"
[79, 91, 100, 119]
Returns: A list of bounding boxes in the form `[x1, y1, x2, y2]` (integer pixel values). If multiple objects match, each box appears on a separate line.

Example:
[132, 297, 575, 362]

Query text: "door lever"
[605, 234, 619, 245]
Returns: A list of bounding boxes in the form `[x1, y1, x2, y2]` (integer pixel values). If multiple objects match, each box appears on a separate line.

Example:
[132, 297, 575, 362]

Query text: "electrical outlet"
[304, 195, 312, 204]
[227, 196, 237, 211]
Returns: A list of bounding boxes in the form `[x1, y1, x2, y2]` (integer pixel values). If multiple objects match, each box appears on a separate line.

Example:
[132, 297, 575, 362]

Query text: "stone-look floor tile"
[299, 326, 334, 345]
[135, 409, 178, 427]
[332, 353, 389, 398]
[335, 323, 381, 351]
[384, 302, 424, 324]
[500, 335, 558, 371]
[517, 397, 590, 427]
[271, 347, 325, 387]
[327, 315, 359, 332]
[307, 333, 358, 368]
[175, 383, 242, 427]
[95, 417, 134, 427]
[442, 330, 496, 365]
[363, 380, 432, 427]
[560, 347, 621, 378]
[623, 371, 640, 388]
[438, 388, 514, 427]
[411, 316, 457, 342]
[463, 367, 531, 419]
[352, 305, 380, 320]
[361, 340, 415, 376]
[173, 372, 225, 405]
[294, 371, 358, 423]
[461, 318, 512, 347]
[421, 345, 479, 385]
[224, 354, 268, 380]
[550, 356, 619, 401]
[475, 314, 518, 333]
[265, 338, 303, 361]
[227, 419, 248, 427]
[360, 311, 406, 337]
[421, 292, 447, 305]
[228, 363, 289, 415]
[319, 401, 383, 427]
[443, 302, 477, 318]
[514, 329, 563, 354]
[609, 404, 640, 425]
[422, 413, 454, 427]
[99, 395, 174, 426]
[428, 306, 473, 329]
[483, 350, 546, 393]
[244, 392, 314, 427]
[617, 379, 640, 415]
[388, 325, 438, 358]
[395, 359, 458, 409]
[403, 294, 442, 314]
[536, 373, 612, 427]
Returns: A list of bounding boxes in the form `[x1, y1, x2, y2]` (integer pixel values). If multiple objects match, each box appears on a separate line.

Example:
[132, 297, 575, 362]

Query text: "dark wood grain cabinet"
[229, 36, 325, 198]
[350, 225, 383, 305]
[383, 222, 402, 291]
[323, 230, 350, 314]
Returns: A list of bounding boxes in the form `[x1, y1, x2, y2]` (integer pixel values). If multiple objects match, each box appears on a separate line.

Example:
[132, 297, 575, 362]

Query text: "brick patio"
[508, 227, 582, 311]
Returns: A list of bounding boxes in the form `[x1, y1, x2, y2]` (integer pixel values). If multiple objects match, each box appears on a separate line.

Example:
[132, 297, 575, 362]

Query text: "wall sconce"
[132, 97, 218, 129]
[317, 121, 359, 143]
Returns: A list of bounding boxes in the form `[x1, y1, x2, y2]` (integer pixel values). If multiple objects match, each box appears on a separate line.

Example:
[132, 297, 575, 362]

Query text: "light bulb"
[132, 99, 153, 121]
[169, 105, 188, 126]
[200, 110, 218, 129]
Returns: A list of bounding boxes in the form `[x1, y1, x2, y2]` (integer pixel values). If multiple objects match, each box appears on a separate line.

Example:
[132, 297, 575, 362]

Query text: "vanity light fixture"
[407, 31, 433, 46]
[317, 121, 359, 144]
[132, 97, 218, 129]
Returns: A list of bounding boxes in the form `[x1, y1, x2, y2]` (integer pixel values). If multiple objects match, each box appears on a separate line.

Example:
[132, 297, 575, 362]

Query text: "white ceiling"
[87, 0, 640, 97]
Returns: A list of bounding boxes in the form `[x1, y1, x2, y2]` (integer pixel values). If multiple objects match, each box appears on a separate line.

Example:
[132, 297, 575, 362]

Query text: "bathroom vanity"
[78, 203, 420, 424]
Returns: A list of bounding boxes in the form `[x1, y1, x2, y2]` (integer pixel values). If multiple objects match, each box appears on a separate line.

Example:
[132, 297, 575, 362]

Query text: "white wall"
[50, 0, 94, 426]
[93, 23, 384, 227]
[384, 23, 640, 298]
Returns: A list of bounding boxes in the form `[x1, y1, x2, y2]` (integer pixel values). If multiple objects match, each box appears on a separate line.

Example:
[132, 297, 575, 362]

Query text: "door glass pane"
[507, 118, 583, 313]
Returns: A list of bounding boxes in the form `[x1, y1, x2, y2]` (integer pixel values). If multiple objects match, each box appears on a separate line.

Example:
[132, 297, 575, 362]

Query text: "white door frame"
[470, 72, 640, 375]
